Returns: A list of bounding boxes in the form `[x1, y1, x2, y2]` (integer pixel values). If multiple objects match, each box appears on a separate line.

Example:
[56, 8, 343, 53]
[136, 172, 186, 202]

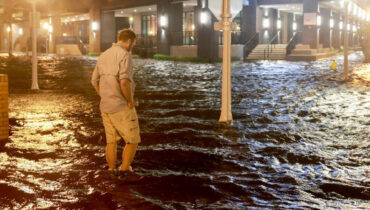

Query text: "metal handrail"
[286, 31, 302, 55]
[243, 33, 259, 61]
[264, 32, 279, 60]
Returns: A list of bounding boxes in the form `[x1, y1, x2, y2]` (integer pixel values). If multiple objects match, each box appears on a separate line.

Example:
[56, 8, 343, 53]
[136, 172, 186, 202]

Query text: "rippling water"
[0, 53, 369, 209]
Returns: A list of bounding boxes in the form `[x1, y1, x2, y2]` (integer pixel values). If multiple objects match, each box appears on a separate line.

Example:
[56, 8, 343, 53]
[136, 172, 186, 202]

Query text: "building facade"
[0, 0, 369, 60]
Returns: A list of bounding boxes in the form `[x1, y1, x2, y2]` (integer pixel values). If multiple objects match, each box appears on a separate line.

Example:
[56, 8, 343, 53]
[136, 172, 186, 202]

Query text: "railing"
[56, 36, 88, 55]
[243, 33, 259, 60]
[263, 33, 279, 60]
[183, 31, 197, 45]
[171, 31, 197, 46]
[219, 31, 246, 45]
[286, 31, 302, 55]
[133, 34, 157, 58]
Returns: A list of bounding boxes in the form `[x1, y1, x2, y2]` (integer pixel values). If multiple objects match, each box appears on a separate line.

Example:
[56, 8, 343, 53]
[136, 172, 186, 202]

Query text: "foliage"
[87, 52, 101, 57]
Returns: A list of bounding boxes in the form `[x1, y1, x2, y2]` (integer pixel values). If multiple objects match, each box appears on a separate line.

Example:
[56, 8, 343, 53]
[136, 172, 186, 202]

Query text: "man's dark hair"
[118, 29, 136, 42]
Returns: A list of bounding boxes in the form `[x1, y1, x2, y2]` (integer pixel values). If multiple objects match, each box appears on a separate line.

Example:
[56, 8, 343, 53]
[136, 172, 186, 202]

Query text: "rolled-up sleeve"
[91, 64, 100, 87]
[118, 54, 133, 82]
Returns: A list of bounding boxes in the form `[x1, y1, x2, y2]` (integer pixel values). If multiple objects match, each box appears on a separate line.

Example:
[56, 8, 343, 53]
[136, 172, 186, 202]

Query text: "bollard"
[0, 74, 9, 140]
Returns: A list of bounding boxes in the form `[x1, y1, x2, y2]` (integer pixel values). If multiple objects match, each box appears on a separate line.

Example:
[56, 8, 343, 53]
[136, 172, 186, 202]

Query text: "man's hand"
[127, 101, 134, 109]
[120, 79, 134, 109]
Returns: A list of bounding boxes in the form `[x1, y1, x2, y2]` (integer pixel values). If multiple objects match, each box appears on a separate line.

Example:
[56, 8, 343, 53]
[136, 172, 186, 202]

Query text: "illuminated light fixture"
[149, 8, 152, 11]
[191, 24, 195, 31]
[263, 18, 270, 29]
[7, 26, 11, 32]
[347, 23, 350, 31]
[339, 21, 343, 30]
[200, 12, 208, 24]
[159, 15, 167, 27]
[353, 25, 357, 32]
[340, 0, 344, 8]
[330, 18, 334, 29]
[43, 23, 49, 29]
[48, 26, 53, 33]
[134, 9, 137, 12]
[92, 21, 99, 31]
[148, 31, 154, 36]
[264, 10, 269, 17]
[121, 11, 123, 14]
[18, 28, 23, 35]
[348, 2, 352, 13]
[317, 15, 321, 26]
[129, 16, 133, 22]
[277, 19, 282, 30]
[62, 33, 68, 36]
[293, 22, 297, 31]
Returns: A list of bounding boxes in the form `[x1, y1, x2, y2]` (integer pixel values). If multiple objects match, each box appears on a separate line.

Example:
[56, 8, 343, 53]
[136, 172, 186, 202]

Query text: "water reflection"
[0, 53, 369, 208]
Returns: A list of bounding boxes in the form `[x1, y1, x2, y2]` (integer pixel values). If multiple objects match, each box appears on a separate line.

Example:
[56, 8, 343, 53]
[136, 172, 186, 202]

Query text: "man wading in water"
[91, 29, 143, 183]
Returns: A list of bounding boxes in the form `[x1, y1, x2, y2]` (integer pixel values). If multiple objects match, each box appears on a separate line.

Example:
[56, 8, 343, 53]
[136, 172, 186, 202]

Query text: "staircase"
[246, 44, 287, 60]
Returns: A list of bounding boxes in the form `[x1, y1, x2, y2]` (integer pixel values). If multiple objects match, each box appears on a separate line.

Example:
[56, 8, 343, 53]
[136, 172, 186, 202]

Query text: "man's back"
[91, 43, 135, 114]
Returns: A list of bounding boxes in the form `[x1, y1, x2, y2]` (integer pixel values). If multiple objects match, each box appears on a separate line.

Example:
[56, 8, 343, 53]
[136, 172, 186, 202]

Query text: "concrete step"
[247, 55, 286, 59]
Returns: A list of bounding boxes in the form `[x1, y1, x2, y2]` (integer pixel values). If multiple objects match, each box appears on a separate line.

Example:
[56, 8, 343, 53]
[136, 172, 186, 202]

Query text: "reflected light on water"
[353, 63, 370, 82]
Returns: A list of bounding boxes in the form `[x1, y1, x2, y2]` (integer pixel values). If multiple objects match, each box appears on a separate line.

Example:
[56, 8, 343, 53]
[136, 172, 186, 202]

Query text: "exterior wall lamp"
[92, 21, 99, 31]
[277, 19, 281, 30]
[159, 15, 168, 28]
[292, 22, 297, 31]
[317, 15, 321, 26]
[7, 26, 11, 32]
[19, 28, 23, 35]
[263, 18, 270, 29]
[200, 11, 208, 24]
[330, 18, 334, 29]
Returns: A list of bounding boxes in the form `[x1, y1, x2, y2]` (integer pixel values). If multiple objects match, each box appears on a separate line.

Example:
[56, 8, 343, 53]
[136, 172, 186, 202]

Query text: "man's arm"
[91, 65, 100, 96]
[120, 78, 134, 109]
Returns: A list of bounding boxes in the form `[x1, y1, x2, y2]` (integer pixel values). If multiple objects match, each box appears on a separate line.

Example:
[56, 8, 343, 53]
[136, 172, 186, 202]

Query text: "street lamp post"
[218, 0, 233, 123]
[343, 1, 349, 81]
[31, 0, 39, 90]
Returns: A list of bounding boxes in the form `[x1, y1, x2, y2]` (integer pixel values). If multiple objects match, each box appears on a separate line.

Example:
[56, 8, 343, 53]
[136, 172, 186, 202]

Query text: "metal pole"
[31, 1, 39, 90]
[343, 1, 349, 81]
[219, 0, 232, 123]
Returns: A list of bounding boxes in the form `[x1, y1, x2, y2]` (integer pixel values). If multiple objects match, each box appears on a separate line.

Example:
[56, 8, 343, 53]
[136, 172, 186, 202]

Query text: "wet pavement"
[0, 52, 369, 209]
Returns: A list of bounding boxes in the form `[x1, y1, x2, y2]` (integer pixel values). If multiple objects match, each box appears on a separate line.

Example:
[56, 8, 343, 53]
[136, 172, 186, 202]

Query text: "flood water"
[0, 52, 369, 209]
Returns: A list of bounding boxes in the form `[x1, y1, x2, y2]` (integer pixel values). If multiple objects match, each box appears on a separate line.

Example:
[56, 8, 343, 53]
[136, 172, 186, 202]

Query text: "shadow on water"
[0, 53, 369, 209]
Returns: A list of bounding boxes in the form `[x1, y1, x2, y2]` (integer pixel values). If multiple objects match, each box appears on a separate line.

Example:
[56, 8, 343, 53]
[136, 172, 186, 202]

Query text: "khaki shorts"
[101, 106, 141, 144]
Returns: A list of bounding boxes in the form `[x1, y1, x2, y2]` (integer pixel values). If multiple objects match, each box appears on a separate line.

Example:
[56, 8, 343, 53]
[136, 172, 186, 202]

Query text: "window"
[142, 15, 157, 36]
[183, 11, 196, 45]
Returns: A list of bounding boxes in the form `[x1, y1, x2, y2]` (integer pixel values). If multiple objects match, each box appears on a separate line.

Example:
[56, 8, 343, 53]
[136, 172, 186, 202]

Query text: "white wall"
[218, 44, 243, 59]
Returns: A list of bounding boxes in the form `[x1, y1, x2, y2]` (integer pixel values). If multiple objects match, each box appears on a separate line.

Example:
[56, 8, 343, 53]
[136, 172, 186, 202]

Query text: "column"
[348, 19, 353, 47]
[240, 0, 257, 43]
[89, 7, 101, 54]
[157, 0, 183, 55]
[0, 25, 4, 51]
[101, 11, 116, 52]
[302, 0, 319, 49]
[332, 12, 340, 49]
[319, 8, 330, 48]
[196, 0, 218, 60]
[50, 16, 61, 54]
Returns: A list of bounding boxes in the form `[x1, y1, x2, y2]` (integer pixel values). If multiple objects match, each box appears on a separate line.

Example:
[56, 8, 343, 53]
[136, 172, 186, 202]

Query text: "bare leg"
[106, 143, 117, 170]
[119, 143, 138, 171]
